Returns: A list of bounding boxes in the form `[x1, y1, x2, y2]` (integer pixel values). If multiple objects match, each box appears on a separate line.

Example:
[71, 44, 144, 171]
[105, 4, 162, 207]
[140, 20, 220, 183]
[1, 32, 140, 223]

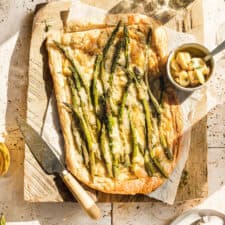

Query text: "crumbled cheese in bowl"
[170, 51, 210, 87]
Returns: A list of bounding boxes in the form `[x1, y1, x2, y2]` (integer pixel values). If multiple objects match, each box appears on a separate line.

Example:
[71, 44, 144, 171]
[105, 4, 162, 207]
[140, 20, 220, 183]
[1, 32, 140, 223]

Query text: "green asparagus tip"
[103, 20, 122, 60]
[152, 157, 169, 178]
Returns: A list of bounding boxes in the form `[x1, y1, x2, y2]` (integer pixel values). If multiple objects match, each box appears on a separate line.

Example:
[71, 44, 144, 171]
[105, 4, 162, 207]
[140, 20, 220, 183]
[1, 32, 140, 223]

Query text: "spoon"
[204, 39, 225, 62]
[191, 216, 225, 225]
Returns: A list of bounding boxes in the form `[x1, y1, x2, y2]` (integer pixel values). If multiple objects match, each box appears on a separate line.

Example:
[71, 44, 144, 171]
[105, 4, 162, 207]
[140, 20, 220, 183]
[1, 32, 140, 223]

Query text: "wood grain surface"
[25, 0, 207, 202]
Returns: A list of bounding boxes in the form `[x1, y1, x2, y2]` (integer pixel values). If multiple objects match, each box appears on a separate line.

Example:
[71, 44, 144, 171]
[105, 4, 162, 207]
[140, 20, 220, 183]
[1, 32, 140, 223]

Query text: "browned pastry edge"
[46, 14, 183, 194]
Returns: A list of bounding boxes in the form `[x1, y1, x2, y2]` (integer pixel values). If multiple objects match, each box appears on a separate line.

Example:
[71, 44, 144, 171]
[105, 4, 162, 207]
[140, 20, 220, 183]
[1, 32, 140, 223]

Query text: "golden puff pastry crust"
[46, 14, 183, 194]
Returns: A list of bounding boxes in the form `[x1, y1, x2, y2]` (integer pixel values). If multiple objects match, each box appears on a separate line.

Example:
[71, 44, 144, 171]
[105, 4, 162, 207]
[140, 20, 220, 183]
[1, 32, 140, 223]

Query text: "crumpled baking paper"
[41, 0, 225, 204]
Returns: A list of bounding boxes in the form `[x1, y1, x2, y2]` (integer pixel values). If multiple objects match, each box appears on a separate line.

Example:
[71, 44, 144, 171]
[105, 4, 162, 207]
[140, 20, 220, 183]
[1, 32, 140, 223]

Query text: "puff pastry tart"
[46, 14, 183, 194]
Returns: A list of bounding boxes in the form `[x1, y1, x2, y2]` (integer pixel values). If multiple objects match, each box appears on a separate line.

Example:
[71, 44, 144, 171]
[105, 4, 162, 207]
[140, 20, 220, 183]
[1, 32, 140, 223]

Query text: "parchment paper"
[41, 0, 225, 204]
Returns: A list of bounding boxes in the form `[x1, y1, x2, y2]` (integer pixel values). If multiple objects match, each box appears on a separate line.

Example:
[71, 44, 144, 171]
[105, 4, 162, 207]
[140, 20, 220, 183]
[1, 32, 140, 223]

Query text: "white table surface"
[0, 0, 225, 224]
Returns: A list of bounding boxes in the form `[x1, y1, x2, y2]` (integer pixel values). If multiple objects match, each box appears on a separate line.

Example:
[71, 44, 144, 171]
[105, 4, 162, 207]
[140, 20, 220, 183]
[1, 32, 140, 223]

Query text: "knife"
[17, 117, 101, 220]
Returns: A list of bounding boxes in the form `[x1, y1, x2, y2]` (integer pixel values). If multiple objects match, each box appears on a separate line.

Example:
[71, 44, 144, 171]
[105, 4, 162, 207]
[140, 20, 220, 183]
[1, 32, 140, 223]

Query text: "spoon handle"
[204, 39, 225, 61]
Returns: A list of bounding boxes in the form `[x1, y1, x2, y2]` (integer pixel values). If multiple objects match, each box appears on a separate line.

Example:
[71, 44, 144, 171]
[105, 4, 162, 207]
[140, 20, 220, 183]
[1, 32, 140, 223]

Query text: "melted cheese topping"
[56, 25, 176, 180]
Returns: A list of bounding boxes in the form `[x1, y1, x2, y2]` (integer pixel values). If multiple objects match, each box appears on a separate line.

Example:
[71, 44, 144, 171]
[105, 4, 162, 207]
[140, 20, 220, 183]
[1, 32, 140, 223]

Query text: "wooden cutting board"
[25, 0, 207, 202]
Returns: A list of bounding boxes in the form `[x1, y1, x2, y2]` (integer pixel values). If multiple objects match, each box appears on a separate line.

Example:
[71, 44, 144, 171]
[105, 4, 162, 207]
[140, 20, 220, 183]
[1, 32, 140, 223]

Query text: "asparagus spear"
[67, 76, 79, 108]
[100, 22, 122, 176]
[108, 114, 120, 177]
[124, 150, 131, 167]
[129, 112, 140, 170]
[123, 24, 130, 69]
[140, 91, 168, 176]
[144, 28, 150, 87]
[144, 28, 163, 114]
[69, 67, 81, 90]
[109, 122, 120, 177]
[113, 154, 120, 178]
[158, 109, 174, 161]
[153, 158, 169, 178]
[106, 35, 123, 124]
[159, 130, 173, 160]
[105, 36, 122, 114]
[124, 68, 139, 86]
[71, 119, 82, 154]
[104, 93, 115, 149]
[157, 85, 174, 161]
[91, 55, 102, 132]
[138, 143, 145, 156]
[141, 98, 169, 178]
[54, 41, 91, 104]
[144, 150, 155, 176]
[149, 150, 169, 178]
[68, 73, 92, 137]
[146, 27, 152, 46]
[126, 68, 153, 149]
[109, 39, 123, 86]
[99, 21, 123, 177]
[132, 69, 165, 161]
[125, 68, 154, 155]
[99, 61, 106, 93]
[119, 113, 130, 166]
[116, 26, 132, 165]
[118, 80, 131, 124]
[130, 69, 169, 178]
[118, 80, 132, 166]
[148, 87, 163, 114]
[54, 41, 80, 80]
[92, 55, 102, 112]
[142, 98, 153, 150]
[63, 103, 96, 177]
[102, 20, 121, 62]
[100, 124, 113, 177]
[150, 114, 171, 176]
[81, 144, 90, 168]
[68, 76, 94, 165]
[99, 93, 119, 177]
[110, 39, 123, 74]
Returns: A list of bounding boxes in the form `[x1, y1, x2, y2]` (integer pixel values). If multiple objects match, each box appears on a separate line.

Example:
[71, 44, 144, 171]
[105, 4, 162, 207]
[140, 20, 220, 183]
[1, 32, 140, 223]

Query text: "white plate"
[170, 209, 225, 225]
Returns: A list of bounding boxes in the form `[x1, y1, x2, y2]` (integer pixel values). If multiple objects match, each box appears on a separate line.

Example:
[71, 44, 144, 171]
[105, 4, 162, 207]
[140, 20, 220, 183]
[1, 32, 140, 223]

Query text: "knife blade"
[17, 117, 65, 174]
[17, 117, 101, 220]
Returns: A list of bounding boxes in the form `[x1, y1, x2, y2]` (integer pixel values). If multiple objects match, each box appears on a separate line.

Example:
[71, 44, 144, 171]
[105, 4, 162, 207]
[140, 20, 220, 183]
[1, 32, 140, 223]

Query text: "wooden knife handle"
[60, 170, 101, 220]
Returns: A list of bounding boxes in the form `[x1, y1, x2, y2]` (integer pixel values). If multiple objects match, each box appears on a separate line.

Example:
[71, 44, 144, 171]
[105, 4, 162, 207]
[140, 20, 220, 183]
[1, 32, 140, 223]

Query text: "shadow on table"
[3, 13, 33, 202]
[3, 5, 70, 201]
[108, 0, 195, 24]
[2, 10, 85, 225]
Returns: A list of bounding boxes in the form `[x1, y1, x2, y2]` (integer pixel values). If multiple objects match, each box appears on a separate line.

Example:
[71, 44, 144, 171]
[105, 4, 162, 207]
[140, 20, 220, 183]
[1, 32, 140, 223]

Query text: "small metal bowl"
[166, 43, 215, 92]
